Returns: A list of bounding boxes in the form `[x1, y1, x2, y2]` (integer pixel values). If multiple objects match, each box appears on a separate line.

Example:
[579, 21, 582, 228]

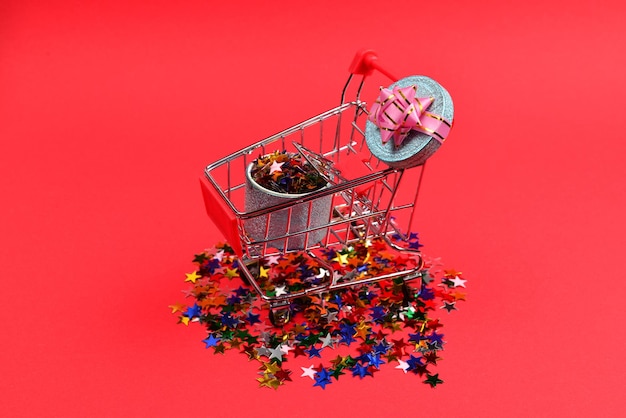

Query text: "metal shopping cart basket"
[199, 50, 452, 325]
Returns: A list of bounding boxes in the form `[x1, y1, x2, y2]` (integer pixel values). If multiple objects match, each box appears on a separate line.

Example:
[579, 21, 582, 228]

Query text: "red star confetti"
[249, 150, 327, 194]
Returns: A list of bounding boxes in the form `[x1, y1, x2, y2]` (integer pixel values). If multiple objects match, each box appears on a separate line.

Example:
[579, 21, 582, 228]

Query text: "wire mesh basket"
[200, 50, 429, 324]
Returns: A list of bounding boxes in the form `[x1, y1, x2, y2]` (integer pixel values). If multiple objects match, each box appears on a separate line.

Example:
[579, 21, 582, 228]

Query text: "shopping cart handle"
[348, 49, 398, 81]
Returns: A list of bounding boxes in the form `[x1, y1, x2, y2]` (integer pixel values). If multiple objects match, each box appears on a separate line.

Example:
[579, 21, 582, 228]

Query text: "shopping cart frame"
[200, 50, 427, 324]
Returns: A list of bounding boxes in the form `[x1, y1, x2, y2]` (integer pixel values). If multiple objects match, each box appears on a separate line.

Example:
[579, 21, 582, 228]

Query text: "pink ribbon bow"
[368, 85, 451, 147]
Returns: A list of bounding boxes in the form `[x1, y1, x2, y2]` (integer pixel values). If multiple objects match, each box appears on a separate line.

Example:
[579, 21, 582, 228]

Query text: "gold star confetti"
[224, 268, 239, 278]
[184, 271, 202, 283]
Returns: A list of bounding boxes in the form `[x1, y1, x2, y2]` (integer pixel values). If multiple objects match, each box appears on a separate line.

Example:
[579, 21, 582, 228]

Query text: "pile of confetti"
[171, 235, 466, 389]
[249, 150, 327, 194]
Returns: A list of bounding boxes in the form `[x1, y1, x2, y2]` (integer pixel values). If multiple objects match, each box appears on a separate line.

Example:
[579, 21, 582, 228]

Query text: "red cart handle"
[348, 49, 398, 82]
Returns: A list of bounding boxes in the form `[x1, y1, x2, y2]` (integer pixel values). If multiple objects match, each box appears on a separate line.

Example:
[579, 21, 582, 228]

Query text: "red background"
[2, 0, 625, 416]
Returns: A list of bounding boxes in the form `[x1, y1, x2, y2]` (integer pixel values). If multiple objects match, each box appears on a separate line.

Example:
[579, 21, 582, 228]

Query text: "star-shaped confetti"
[185, 271, 202, 283]
[172, 235, 467, 389]
[395, 359, 410, 373]
[450, 276, 467, 288]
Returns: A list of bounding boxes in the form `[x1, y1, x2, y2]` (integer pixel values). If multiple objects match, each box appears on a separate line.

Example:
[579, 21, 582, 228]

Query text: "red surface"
[2, 0, 626, 416]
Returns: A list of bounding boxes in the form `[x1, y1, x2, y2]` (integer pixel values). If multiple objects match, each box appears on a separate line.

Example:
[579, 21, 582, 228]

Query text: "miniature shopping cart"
[200, 50, 439, 325]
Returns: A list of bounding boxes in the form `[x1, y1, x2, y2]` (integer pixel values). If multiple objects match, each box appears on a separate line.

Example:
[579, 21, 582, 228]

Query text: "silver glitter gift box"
[365, 75, 454, 169]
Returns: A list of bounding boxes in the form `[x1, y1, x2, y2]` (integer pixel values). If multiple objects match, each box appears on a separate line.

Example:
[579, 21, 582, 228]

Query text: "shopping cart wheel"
[401, 281, 412, 303]
[401, 273, 422, 304]
[269, 307, 291, 327]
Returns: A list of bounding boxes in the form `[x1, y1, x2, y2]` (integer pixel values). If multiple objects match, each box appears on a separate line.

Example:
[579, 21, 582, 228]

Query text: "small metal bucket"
[244, 163, 332, 250]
